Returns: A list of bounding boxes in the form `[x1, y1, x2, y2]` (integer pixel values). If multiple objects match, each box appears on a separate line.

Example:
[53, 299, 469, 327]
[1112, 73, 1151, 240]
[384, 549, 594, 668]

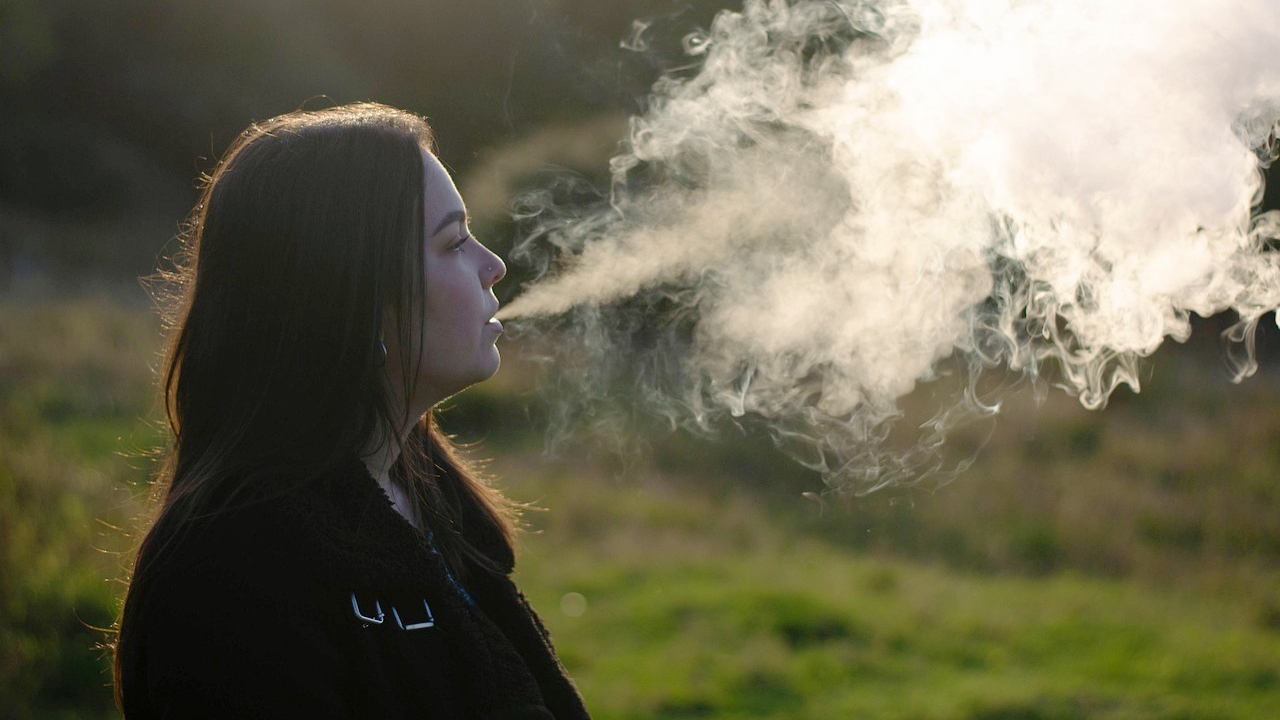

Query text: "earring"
[377, 339, 388, 366]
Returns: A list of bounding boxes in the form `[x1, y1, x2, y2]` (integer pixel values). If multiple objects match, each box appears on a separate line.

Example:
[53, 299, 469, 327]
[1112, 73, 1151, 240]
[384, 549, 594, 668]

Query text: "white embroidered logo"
[391, 599, 436, 631]
[350, 591, 435, 631]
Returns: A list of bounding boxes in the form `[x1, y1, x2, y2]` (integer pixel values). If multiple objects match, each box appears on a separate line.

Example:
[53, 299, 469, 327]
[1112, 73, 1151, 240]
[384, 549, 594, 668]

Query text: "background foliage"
[4, 298, 1280, 718]
[0, 0, 734, 284]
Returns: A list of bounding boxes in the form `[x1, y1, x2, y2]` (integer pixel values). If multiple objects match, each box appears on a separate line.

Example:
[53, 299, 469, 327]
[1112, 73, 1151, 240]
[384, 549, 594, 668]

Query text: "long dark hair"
[113, 102, 517, 701]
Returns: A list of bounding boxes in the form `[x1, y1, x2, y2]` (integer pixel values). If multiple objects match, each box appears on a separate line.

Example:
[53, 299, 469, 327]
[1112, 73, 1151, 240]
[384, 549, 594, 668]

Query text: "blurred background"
[2, 0, 1279, 717]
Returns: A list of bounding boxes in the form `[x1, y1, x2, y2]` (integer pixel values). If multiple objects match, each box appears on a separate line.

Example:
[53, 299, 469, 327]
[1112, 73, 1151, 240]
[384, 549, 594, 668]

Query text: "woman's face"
[389, 148, 506, 413]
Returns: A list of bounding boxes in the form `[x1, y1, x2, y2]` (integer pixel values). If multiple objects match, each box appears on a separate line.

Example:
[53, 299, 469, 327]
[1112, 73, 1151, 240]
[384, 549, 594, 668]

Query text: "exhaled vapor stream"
[499, 0, 1280, 492]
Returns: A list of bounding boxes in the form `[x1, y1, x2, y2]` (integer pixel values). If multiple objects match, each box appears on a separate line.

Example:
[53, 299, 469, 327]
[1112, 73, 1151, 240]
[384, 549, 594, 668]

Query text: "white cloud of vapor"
[501, 0, 1280, 491]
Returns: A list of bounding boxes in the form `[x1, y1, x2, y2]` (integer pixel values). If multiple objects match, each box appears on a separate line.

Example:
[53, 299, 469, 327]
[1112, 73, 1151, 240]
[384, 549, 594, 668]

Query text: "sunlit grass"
[509, 457, 1280, 719]
[0, 298, 158, 719]
[2, 295, 1279, 718]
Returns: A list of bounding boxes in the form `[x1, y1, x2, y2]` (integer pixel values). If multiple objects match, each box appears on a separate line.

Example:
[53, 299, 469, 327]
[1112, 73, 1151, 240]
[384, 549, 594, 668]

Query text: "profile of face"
[385, 148, 507, 415]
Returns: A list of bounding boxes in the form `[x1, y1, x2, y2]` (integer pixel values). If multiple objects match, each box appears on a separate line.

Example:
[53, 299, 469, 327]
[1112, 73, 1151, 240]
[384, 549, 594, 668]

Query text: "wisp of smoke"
[500, 0, 1280, 493]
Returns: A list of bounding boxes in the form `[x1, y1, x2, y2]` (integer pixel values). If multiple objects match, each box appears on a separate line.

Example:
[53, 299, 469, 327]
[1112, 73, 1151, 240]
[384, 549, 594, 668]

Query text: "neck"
[360, 439, 400, 485]
[359, 415, 419, 522]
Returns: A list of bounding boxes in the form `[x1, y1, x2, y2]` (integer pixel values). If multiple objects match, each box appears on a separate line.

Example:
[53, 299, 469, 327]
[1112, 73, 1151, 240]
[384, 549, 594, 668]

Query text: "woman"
[114, 103, 590, 719]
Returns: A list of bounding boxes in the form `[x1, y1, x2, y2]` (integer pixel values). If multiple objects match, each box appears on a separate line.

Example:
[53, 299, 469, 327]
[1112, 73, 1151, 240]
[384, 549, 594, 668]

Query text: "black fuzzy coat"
[119, 459, 590, 719]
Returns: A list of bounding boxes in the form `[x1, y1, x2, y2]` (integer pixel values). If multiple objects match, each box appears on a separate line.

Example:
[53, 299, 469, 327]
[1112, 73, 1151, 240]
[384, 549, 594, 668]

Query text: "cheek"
[423, 277, 477, 343]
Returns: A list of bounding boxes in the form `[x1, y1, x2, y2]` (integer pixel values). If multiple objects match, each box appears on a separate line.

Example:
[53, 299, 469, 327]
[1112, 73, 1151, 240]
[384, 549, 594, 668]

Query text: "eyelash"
[448, 234, 472, 251]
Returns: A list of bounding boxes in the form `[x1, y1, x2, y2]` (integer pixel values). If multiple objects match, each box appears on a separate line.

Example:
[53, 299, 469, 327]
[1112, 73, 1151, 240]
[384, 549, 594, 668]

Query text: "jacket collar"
[262, 457, 590, 719]
[278, 457, 453, 592]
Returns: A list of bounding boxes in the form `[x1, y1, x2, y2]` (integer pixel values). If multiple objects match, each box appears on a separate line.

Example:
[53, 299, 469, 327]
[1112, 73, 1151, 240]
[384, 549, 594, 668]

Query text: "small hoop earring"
[377, 339, 388, 366]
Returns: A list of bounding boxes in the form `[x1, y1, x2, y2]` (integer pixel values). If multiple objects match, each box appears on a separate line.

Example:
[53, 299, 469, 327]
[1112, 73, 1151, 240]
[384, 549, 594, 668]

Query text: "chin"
[457, 350, 503, 392]
[477, 352, 502, 382]
[413, 359, 502, 409]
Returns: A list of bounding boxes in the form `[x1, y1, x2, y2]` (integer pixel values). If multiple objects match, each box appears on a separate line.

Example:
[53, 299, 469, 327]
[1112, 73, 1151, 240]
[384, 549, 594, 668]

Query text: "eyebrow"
[430, 210, 468, 237]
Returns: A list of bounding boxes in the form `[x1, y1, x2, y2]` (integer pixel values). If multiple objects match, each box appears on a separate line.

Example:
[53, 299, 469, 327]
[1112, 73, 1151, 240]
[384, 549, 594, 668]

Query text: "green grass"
[2, 295, 1279, 718]
[506, 458, 1280, 719]
[0, 298, 157, 719]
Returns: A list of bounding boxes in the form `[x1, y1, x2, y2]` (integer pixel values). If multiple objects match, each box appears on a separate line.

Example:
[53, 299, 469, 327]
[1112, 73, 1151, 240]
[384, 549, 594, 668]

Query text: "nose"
[482, 245, 506, 289]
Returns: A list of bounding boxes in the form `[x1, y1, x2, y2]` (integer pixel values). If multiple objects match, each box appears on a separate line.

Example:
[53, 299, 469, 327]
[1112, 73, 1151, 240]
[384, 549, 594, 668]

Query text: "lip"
[485, 317, 503, 333]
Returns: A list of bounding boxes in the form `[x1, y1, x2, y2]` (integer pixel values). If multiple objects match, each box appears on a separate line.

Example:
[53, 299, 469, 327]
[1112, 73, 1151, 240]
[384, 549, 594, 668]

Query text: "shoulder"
[138, 481, 320, 589]
[120, 461, 533, 718]
[126, 460, 468, 652]
[128, 479, 349, 663]
[141, 460, 398, 579]
[125, 466, 381, 648]
[126, 552, 358, 718]
[121, 473, 376, 718]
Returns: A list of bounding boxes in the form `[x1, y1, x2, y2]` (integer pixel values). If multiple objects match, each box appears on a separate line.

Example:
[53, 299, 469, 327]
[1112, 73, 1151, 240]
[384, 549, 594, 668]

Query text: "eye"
[447, 234, 471, 251]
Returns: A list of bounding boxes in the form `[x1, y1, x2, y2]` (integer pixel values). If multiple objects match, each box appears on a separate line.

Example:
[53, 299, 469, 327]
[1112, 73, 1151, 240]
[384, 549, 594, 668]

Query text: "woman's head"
[161, 102, 503, 479]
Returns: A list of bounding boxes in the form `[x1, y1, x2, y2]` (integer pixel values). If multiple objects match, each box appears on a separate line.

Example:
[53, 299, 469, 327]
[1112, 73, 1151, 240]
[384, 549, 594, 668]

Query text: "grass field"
[2, 295, 1279, 718]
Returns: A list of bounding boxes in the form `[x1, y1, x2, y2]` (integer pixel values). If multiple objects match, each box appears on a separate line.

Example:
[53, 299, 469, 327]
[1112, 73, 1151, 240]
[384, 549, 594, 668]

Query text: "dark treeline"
[0, 0, 732, 284]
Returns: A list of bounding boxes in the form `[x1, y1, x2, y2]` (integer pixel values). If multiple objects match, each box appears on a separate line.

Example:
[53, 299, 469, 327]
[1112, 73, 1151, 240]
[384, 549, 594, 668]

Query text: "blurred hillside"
[0, 0, 737, 287]
[2, 298, 1278, 717]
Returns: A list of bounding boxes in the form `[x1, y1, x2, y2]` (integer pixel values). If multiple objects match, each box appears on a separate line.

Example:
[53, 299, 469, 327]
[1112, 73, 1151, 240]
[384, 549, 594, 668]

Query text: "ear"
[380, 309, 402, 362]
[375, 309, 409, 414]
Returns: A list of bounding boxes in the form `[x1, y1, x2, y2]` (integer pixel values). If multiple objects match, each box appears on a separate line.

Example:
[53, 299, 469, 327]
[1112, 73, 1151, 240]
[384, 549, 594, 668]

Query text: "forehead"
[420, 148, 465, 231]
